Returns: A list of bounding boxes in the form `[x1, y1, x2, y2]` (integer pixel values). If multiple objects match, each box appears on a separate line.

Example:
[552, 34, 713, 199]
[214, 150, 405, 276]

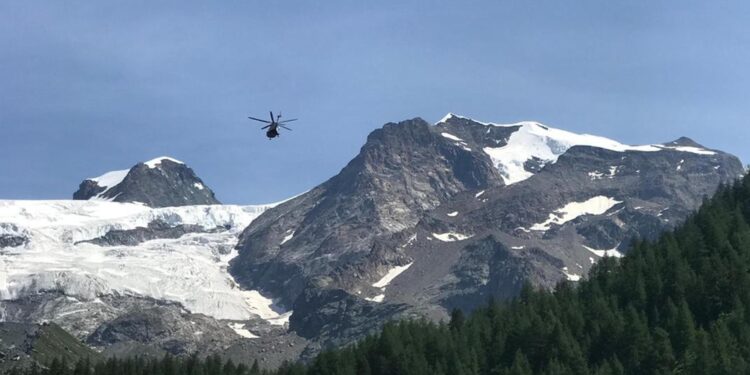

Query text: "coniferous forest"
[8, 173, 750, 375]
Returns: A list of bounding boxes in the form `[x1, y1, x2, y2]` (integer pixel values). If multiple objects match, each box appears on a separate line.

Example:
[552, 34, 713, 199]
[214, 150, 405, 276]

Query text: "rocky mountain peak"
[435, 114, 725, 185]
[229, 114, 744, 350]
[230, 117, 503, 304]
[73, 156, 220, 207]
[664, 136, 705, 148]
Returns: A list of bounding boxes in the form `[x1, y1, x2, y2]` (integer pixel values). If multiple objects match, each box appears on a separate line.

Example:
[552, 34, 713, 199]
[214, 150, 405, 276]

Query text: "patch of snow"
[238, 289, 290, 326]
[228, 323, 258, 339]
[562, 268, 581, 281]
[441, 132, 464, 142]
[531, 196, 622, 231]
[366, 294, 385, 303]
[56, 309, 88, 318]
[280, 230, 295, 245]
[437, 113, 455, 124]
[588, 171, 605, 180]
[439, 132, 472, 151]
[372, 262, 413, 289]
[266, 311, 292, 326]
[88, 170, 129, 198]
[432, 232, 473, 242]
[400, 234, 417, 249]
[447, 211, 459, 217]
[589, 257, 596, 264]
[589, 167, 617, 180]
[511, 246, 524, 250]
[0, 199, 292, 326]
[475, 190, 485, 198]
[583, 245, 624, 258]
[193, 182, 205, 190]
[660, 146, 716, 155]
[144, 156, 184, 168]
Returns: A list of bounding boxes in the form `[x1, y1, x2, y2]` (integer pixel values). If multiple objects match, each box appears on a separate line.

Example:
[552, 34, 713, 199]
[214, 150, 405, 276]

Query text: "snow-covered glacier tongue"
[0, 200, 289, 324]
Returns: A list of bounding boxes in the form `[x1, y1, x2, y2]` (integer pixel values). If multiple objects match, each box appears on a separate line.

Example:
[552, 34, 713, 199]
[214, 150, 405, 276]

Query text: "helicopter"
[247, 111, 297, 139]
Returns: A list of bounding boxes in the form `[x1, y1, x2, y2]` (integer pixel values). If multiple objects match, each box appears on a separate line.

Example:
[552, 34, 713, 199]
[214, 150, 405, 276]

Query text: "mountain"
[0, 117, 744, 367]
[268, 173, 750, 375]
[230, 115, 744, 349]
[8, 161, 749, 373]
[231, 118, 503, 305]
[2, 157, 305, 368]
[73, 156, 220, 207]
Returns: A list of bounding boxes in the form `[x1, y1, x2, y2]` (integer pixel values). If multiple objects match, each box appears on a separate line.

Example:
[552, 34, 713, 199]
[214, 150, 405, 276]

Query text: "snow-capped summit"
[73, 157, 220, 207]
[437, 113, 717, 185]
[144, 156, 184, 169]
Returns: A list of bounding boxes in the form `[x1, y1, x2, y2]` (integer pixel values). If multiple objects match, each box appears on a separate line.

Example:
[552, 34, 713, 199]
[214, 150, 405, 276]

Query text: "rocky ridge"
[73, 156, 220, 207]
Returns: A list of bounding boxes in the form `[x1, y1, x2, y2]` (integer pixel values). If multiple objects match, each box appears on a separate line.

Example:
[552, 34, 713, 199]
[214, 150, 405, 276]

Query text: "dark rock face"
[4, 292, 252, 360]
[73, 158, 220, 207]
[0, 224, 28, 248]
[228, 115, 745, 353]
[78, 220, 228, 247]
[289, 287, 407, 348]
[87, 304, 238, 356]
[230, 118, 503, 305]
[434, 115, 519, 151]
[0, 289, 304, 368]
[438, 236, 563, 312]
[0, 234, 27, 248]
[72, 179, 105, 200]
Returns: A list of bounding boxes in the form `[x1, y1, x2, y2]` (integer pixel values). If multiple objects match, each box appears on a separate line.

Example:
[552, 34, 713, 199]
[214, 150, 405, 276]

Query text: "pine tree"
[508, 350, 532, 375]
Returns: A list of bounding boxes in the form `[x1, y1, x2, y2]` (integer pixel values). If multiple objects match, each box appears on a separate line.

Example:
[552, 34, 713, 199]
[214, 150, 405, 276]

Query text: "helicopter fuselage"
[266, 125, 279, 139]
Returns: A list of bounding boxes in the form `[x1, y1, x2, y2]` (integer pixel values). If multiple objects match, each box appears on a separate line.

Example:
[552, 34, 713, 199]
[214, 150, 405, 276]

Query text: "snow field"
[0, 200, 289, 326]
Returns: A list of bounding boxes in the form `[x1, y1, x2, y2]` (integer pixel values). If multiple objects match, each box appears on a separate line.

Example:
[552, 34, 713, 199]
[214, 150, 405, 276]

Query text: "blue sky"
[1, 1, 748, 204]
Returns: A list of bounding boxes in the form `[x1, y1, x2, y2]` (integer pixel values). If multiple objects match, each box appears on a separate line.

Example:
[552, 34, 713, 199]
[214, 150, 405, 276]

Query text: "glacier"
[0, 200, 289, 324]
